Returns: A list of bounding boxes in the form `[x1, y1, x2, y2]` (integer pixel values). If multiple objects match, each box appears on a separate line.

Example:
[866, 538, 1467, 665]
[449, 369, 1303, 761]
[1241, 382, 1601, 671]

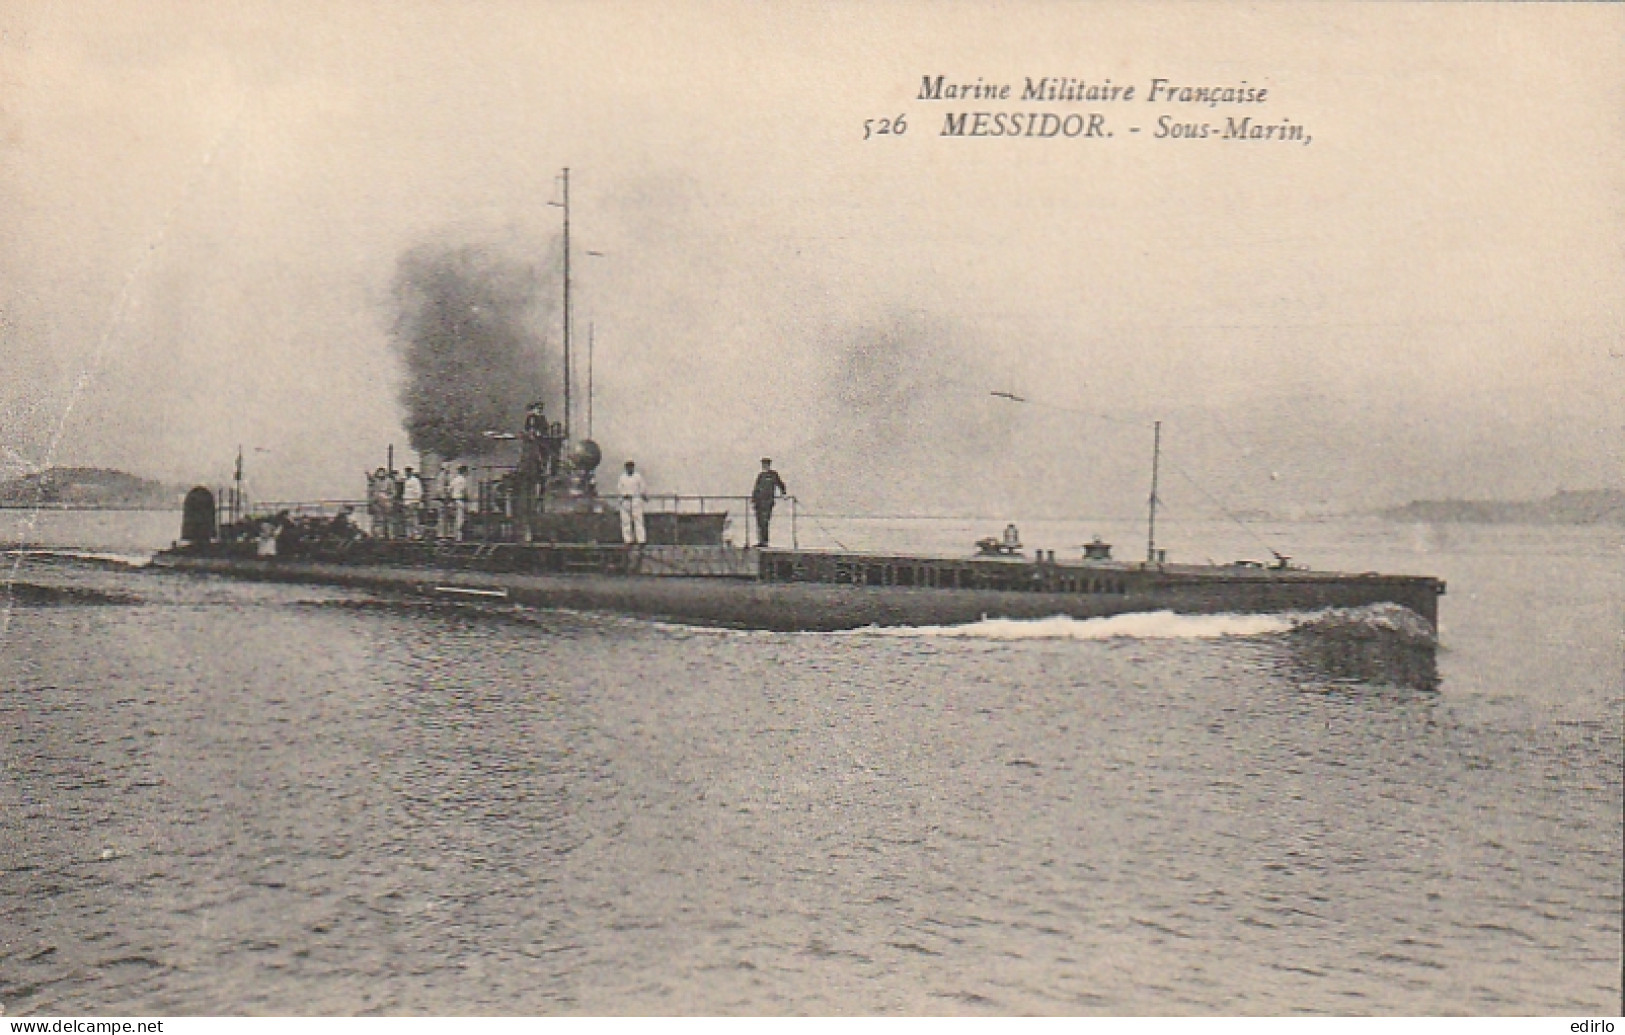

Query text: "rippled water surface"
[0, 516, 1619, 1014]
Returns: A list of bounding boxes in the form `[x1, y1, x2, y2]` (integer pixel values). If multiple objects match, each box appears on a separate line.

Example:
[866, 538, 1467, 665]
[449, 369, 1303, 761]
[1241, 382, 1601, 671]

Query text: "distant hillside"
[1378, 489, 1625, 525]
[0, 467, 186, 510]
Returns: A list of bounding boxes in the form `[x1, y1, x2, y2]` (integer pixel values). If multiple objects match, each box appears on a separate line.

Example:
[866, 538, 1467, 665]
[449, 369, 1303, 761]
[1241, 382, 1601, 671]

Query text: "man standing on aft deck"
[450, 465, 470, 541]
[750, 457, 788, 547]
[617, 460, 647, 546]
[401, 467, 424, 539]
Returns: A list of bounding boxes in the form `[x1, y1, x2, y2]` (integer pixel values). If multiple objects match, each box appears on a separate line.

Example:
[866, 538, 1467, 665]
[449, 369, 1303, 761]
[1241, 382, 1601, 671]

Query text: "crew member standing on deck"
[617, 460, 647, 546]
[750, 457, 788, 547]
[436, 463, 454, 538]
[518, 402, 547, 538]
[523, 402, 546, 451]
[367, 468, 391, 538]
[401, 467, 424, 539]
[389, 469, 406, 539]
[450, 465, 470, 541]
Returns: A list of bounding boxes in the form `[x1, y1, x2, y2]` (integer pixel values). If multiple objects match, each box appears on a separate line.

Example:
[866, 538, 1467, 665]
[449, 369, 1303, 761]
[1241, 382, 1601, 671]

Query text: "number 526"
[862, 114, 907, 140]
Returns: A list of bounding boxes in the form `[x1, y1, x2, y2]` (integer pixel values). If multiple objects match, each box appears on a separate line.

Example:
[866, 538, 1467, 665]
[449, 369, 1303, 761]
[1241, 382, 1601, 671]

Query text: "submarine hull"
[152, 545, 1443, 634]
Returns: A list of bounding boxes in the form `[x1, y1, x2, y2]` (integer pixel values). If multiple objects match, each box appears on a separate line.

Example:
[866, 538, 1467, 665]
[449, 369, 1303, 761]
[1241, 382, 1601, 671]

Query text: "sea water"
[0, 511, 1619, 1014]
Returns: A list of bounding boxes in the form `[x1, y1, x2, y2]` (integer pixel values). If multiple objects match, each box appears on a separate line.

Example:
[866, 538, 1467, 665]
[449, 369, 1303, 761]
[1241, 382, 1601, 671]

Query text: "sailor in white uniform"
[449, 465, 470, 541]
[616, 460, 647, 545]
[401, 467, 424, 539]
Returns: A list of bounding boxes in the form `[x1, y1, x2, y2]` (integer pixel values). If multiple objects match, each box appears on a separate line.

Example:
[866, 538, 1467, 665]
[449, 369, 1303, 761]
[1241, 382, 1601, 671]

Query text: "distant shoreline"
[0, 466, 187, 511]
[1375, 488, 1625, 526]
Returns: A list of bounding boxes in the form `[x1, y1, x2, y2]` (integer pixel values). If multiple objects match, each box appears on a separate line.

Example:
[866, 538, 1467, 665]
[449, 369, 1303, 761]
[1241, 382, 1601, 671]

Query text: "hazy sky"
[2, 1, 1620, 519]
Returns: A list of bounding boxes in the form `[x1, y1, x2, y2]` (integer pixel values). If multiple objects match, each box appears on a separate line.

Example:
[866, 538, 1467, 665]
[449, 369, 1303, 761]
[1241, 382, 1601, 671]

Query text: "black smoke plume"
[389, 242, 557, 458]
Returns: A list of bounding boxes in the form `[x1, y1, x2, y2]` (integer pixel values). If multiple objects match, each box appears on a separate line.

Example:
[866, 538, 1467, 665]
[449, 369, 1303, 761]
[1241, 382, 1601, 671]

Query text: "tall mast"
[1146, 420, 1161, 565]
[561, 167, 572, 441]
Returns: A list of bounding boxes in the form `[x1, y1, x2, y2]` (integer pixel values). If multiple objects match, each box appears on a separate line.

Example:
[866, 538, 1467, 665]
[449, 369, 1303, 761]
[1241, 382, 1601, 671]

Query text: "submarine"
[152, 453, 1445, 637]
[152, 167, 1444, 639]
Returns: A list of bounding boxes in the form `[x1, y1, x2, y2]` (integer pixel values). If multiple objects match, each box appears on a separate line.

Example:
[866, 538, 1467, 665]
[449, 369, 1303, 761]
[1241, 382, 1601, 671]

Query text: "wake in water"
[2, 549, 151, 625]
[1, 581, 142, 606]
[1286, 601, 1437, 646]
[851, 610, 1296, 641]
[849, 602, 1438, 647]
[2, 546, 154, 569]
[849, 604, 1440, 689]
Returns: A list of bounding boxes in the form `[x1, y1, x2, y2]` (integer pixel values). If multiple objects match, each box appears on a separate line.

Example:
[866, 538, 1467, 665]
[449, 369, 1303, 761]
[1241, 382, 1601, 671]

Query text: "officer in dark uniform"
[523, 402, 547, 451]
[750, 457, 788, 547]
[517, 402, 547, 536]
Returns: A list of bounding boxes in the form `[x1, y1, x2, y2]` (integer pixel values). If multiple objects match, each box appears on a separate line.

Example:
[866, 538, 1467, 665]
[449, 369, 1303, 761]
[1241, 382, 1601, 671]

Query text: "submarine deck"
[153, 541, 1444, 632]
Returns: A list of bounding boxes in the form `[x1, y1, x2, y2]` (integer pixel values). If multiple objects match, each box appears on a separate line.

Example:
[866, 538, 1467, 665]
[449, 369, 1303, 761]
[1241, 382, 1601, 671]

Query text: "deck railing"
[227, 493, 798, 548]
